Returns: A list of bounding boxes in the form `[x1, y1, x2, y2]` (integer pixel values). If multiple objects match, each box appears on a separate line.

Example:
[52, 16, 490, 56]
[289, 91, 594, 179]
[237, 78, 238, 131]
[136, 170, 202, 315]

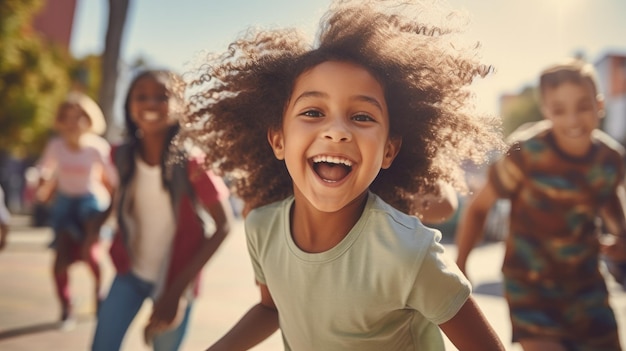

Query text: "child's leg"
[92, 273, 152, 351]
[77, 195, 106, 312]
[82, 217, 102, 311]
[52, 232, 74, 320]
[82, 240, 102, 312]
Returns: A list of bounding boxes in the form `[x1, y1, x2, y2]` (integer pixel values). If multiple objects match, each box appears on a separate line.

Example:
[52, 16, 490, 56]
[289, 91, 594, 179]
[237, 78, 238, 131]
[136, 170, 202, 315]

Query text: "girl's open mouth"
[311, 155, 353, 183]
[143, 111, 160, 121]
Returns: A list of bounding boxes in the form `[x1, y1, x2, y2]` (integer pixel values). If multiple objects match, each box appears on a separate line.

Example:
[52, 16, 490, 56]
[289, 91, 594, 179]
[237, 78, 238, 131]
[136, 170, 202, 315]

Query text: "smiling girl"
[91, 70, 233, 351]
[182, 0, 505, 350]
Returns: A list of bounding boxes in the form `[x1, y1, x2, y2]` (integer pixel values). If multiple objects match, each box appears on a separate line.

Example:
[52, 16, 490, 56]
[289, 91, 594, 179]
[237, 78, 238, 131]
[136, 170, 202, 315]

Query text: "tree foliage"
[501, 86, 543, 138]
[0, 0, 73, 158]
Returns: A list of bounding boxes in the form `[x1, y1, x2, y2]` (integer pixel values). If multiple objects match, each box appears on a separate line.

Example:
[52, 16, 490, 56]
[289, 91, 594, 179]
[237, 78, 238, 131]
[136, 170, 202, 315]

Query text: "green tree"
[71, 54, 102, 99]
[0, 0, 72, 158]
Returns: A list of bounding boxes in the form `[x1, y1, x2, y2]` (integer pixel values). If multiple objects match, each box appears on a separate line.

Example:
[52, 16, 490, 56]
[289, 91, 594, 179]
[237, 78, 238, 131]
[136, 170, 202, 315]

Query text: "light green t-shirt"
[245, 192, 471, 351]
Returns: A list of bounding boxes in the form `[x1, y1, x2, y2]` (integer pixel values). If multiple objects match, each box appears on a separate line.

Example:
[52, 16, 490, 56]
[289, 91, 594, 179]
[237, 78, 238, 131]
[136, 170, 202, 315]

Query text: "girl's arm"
[455, 181, 499, 276]
[439, 296, 505, 350]
[35, 139, 59, 204]
[148, 196, 233, 330]
[207, 283, 279, 350]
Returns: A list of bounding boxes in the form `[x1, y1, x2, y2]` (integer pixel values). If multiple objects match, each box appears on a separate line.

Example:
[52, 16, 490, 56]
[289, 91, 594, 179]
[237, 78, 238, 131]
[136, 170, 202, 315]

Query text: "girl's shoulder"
[367, 193, 440, 244]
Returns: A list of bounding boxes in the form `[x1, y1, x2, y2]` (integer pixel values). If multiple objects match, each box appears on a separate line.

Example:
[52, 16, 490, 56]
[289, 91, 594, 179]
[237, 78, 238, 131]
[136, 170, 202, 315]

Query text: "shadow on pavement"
[0, 321, 60, 340]
[0, 314, 91, 341]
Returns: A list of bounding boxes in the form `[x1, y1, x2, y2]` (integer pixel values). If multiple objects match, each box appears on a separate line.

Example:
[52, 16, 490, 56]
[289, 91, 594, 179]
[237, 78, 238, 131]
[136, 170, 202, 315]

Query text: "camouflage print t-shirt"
[490, 123, 625, 290]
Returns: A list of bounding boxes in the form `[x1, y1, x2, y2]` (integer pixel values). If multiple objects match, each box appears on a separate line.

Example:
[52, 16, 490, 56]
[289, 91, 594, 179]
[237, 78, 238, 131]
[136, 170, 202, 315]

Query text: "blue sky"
[70, 0, 626, 115]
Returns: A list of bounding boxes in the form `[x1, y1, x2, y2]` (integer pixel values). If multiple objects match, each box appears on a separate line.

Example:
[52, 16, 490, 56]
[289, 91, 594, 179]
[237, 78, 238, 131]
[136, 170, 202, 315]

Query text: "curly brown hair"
[180, 0, 504, 215]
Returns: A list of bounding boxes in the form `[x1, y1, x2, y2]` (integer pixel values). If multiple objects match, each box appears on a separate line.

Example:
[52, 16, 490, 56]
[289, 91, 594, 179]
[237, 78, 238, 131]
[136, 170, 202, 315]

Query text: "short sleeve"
[406, 235, 471, 325]
[489, 142, 525, 198]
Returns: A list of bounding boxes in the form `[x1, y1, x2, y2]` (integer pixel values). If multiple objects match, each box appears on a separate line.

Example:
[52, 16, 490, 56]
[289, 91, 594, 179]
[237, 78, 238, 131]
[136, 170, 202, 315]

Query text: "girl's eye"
[132, 93, 169, 103]
[133, 94, 148, 102]
[302, 110, 323, 118]
[352, 113, 375, 122]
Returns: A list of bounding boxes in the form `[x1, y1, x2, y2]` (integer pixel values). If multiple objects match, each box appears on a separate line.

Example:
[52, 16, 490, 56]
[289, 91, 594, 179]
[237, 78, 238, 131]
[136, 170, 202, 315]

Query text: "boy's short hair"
[539, 58, 600, 98]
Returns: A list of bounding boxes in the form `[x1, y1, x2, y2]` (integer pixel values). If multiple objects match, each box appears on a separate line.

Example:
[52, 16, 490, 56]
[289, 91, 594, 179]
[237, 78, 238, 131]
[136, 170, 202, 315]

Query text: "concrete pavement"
[1, 215, 626, 350]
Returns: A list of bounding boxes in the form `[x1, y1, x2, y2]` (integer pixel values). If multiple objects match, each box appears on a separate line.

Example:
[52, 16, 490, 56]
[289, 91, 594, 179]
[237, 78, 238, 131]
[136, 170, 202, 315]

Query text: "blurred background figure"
[0, 184, 11, 250]
[456, 58, 626, 351]
[91, 69, 233, 351]
[36, 92, 117, 329]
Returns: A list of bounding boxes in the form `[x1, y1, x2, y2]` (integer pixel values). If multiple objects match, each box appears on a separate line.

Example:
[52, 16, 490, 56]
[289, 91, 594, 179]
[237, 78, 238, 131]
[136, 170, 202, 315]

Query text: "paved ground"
[2, 215, 626, 351]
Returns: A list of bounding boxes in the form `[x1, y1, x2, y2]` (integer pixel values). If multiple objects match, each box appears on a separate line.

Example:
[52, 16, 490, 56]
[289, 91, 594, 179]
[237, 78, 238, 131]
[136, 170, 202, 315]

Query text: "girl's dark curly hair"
[180, 0, 503, 215]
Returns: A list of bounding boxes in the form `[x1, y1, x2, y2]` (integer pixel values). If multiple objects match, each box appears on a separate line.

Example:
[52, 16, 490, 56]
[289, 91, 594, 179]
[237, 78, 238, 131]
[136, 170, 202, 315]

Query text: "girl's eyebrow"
[294, 90, 384, 113]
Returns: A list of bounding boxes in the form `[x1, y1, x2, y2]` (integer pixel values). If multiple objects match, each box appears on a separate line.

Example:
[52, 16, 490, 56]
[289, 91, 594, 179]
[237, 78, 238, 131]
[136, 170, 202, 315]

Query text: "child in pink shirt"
[37, 92, 118, 327]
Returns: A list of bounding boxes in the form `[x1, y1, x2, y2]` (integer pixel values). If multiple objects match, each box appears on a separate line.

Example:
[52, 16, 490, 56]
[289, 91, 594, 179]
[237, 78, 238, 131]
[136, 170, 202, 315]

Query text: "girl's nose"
[322, 118, 352, 142]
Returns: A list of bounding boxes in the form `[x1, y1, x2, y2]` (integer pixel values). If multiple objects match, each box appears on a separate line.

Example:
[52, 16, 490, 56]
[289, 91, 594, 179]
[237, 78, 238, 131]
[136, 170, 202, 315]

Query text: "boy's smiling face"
[541, 80, 603, 156]
[269, 60, 401, 213]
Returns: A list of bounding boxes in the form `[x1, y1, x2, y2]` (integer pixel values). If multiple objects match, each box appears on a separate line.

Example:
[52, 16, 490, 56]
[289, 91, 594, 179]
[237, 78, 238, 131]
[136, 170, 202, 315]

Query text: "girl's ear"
[267, 128, 286, 160]
[381, 137, 402, 169]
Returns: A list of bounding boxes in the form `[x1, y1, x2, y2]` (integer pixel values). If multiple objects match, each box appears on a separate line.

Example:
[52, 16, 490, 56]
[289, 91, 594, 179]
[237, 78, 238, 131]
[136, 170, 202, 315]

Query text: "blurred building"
[596, 53, 626, 144]
[31, 0, 78, 48]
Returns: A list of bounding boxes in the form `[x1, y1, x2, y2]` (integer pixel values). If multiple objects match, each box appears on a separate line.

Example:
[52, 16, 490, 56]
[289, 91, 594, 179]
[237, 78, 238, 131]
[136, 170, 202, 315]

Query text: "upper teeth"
[312, 155, 353, 167]
[144, 112, 159, 121]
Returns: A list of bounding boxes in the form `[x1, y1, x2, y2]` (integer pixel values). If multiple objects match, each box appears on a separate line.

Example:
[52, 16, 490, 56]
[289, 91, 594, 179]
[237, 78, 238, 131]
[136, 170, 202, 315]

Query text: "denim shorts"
[49, 192, 104, 243]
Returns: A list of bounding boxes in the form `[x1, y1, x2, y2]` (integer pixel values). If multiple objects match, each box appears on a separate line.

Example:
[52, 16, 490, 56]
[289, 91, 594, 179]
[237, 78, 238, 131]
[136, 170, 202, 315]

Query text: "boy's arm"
[206, 283, 279, 351]
[439, 296, 505, 350]
[599, 183, 626, 260]
[599, 183, 626, 236]
[455, 181, 499, 275]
